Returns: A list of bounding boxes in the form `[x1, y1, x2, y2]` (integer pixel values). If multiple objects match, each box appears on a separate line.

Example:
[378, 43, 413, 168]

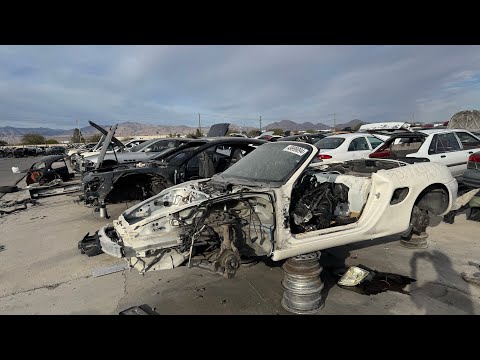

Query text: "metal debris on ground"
[461, 261, 480, 286]
[336, 264, 416, 295]
[92, 263, 128, 278]
[0, 198, 38, 216]
[29, 181, 82, 198]
[0, 244, 6, 253]
[78, 232, 104, 257]
[119, 304, 160, 315]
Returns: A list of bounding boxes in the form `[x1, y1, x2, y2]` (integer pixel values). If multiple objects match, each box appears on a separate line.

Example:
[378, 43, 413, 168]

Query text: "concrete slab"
[0, 163, 479, 314]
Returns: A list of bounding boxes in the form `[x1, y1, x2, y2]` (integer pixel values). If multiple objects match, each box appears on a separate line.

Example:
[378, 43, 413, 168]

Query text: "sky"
[0, 45, 480, 129]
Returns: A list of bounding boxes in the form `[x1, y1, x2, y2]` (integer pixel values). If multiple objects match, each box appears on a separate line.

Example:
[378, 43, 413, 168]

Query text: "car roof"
[188, 137, 267, 145]
[416, 128, 472, 135]
[323, 133, 372, 139]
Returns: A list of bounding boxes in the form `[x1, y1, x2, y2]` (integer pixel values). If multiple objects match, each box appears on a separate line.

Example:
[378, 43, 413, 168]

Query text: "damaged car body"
[81, 137, 267, 217]
[25, 155, 74, 185]
[96, 141, 458, 277]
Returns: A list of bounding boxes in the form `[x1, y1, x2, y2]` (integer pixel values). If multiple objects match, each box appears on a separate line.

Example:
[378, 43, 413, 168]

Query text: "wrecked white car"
[96, 141, 458, 277]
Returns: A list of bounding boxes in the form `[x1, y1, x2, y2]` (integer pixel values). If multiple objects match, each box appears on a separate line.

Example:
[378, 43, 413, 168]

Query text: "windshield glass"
[130, 139, 156, 152]
[314, 137, 345, 149]
[220, 142, 312, 184]
[161, 146, 202, 164]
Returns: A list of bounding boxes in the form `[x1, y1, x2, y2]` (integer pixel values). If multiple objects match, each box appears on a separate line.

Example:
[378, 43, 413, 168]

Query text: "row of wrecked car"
[12, 121, 479, 282]
[56, 121, 479, 280]
[0, 145, 65, 158]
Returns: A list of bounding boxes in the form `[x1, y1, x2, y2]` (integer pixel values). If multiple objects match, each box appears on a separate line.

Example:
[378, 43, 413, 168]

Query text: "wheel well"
[107, 173, 167, 202]
[414, 183, 449, 216]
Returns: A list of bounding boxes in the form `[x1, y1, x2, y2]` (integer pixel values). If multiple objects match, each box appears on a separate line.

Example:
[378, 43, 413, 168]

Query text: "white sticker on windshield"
[282, 145, 308, 156]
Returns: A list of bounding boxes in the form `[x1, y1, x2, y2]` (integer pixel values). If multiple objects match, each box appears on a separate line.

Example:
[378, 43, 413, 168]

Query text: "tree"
[270, 128, 284, 136]
[45, 139, 59, 144]
[22, 133, 46, 145]
[88, 133, 102, 143]
[0, 140, 7, 146]
[306, 129, 316, 134]
[71, 128, 83, 143]
[195, 128, 203, 138]
[186, 132, 196, 139]
[247, 129, 259, 137]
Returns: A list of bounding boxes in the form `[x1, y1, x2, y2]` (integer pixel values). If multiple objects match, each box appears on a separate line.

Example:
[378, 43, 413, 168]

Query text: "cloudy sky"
[0, 45, 479, 129]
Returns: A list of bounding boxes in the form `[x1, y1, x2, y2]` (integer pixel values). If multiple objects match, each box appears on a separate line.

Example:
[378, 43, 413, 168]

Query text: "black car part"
[78, 232, 104, 257]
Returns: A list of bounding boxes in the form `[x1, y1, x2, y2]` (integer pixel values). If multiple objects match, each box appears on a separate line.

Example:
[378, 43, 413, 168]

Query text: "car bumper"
[98, 225, 124, 258]
[463, 169, 480, 189]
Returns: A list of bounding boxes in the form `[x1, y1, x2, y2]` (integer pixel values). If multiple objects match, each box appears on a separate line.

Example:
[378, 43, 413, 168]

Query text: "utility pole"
[259, 115, 262, 132]
[333, 113, 336, 130]
[198, 113, 201, 135]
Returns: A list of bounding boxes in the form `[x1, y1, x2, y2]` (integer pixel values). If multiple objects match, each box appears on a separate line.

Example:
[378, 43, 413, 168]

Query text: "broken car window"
[348, 137, 369, 151]
[32, 162, 46, 170]
[220, 142, 312, 184]
[455, 132, 480, 149]
[429, 133, 461, 155]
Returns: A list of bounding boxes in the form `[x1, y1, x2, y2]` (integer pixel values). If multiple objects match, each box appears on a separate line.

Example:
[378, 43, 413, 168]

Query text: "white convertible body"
[97, 142, 458, 275]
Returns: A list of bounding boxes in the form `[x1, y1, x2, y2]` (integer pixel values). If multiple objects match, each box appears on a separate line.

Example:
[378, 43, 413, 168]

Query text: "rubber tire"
[0, 185, 19, 193]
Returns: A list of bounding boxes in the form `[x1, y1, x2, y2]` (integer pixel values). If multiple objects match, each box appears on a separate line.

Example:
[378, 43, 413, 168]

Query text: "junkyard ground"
[1, 157, 480, 314]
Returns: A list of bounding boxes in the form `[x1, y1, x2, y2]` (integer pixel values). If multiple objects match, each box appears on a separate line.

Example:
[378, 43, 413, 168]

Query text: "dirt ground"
[1, 158, 480, 315]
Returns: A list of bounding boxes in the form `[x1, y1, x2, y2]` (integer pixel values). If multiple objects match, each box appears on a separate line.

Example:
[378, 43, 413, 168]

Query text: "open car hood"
[207, 123, 230, 137]
[89, 121, 124, 150]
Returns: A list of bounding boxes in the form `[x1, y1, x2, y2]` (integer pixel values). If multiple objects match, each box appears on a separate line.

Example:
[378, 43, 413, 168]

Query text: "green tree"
[45, 139, 59, 144]
[195, 128, 202, 138]
[247, 129, 259, 137]
[71, 128, 83, 143]
[0, 140, 7, 146]
[306, 129, 316, 134]
[88, 133, 102, 143]
[22, 133, 46, 145]
[270, 128, 284, 136]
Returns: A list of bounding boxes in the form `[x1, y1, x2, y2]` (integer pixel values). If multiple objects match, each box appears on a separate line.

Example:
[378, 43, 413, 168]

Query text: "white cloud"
[0, 45, 480, 128]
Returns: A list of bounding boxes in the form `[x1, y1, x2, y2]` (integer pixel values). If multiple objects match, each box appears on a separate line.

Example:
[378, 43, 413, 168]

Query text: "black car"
[46, 146, 66, 155]
[277, 133, 329, 144]
[81, 137, 267, 217]
[26, 155, 74, 185]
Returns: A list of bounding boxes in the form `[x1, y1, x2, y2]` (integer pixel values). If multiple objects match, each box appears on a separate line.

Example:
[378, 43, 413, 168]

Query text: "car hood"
[207, 123, 230, 137]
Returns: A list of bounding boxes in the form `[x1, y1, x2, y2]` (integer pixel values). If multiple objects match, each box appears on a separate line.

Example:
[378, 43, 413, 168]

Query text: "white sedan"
[313, 133, 387, 161]
[369, 129, 480, 178]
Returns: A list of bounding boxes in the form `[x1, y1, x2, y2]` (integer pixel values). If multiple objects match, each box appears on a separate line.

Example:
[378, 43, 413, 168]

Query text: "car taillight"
[469, 153, 480, 162]
[317, 154, 332, 160]
[369, 150, 391, 158]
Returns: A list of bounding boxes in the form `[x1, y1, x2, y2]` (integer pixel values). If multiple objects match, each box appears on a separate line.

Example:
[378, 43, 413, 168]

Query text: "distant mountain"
[0, 126, 66, 136]
[334, 119, 368, 130]
[265, 120, 330, 131]
[0, 121, 256, 143]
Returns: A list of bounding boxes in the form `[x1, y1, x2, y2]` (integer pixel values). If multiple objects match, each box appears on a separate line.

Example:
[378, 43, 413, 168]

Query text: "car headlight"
[337, 266, 371, 286]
